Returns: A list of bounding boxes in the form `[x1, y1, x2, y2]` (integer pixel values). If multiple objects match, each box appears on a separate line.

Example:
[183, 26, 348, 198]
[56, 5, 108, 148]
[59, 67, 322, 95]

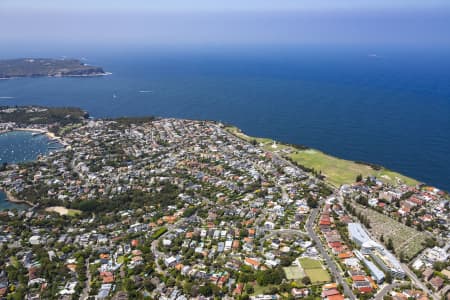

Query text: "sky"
[2, 0, 450, 13]
[1, 0, 450, 50]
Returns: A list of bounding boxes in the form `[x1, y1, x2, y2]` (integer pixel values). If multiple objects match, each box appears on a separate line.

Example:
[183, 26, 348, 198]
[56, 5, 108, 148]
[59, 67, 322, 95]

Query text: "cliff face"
[0, 58, 106, 78]
[51, 66, 106, 77]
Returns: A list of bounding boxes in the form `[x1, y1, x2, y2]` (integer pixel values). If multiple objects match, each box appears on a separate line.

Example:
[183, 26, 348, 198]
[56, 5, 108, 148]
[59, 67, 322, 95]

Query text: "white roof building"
[348, 223, 371, 246]
[349, 223, 405, 279]
[29, 235, 42, 245]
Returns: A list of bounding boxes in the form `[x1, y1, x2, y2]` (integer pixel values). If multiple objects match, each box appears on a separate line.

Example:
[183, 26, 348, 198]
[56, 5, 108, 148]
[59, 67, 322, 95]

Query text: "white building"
[348, 223, 405, 279]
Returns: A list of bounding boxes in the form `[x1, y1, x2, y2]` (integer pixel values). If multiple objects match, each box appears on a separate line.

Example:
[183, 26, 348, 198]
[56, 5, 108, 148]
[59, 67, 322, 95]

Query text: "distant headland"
[0, 58, 108, 79]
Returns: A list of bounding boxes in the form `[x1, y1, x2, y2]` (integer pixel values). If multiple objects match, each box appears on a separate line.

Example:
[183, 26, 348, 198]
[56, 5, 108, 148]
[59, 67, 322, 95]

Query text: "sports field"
[283, 266, 305, 280]
[298, 258, 331, 283]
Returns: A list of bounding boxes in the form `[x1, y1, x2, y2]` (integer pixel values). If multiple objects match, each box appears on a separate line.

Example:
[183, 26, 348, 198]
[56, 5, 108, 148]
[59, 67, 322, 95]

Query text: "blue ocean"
[1, 46, 449, 191]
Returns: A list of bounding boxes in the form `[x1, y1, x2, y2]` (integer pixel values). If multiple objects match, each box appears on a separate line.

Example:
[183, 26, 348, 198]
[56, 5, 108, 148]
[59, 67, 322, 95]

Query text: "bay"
[0, 131, 62, 210]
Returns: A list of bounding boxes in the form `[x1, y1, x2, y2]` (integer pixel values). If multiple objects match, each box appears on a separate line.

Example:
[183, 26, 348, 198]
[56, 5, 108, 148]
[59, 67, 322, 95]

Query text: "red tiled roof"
[338, 252, 353, 259]
[245, 258, 260, 267]
[358, 286, 373, 293]
[352, 275, 367, 282]
[322, 289, 340, 297]
[329, 241, 342, 248]
[327, 294, 345, 300]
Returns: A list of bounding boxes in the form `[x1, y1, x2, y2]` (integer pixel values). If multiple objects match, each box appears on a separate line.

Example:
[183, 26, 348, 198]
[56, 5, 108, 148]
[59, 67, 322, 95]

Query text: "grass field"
[298, 258, 331, 283]
[284, 266, 305, 280]
[67, 209, 82, 216]
[289, 149, 418, 187]
[251, 283, 278, 295]
[298, 258, 323, 269]
[305, 268, 331, 283]
[352, 203, 428, 261]
[225, 126, 419, 187]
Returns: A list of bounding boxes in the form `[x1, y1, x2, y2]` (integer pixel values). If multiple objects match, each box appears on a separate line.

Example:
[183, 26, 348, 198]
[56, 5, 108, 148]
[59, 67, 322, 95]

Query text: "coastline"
[225, 125, 423, 189]
[10, 127, 67, 146]
[0, 119, 443, 212]
[0, 127, 67, 207]
[0, 127, 66, 209]
[2, 189, 34, 207]
[0, 72, 111, 80]
[65, 71, 112, 77]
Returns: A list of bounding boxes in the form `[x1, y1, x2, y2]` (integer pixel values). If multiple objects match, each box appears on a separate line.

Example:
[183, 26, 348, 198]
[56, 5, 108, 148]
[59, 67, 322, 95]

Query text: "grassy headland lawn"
[225, 126, 418, 188]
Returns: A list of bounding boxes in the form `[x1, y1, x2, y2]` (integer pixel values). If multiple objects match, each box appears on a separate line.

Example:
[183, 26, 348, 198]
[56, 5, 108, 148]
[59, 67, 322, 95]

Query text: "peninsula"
[0, 58, 107, 78]
[0, 106, 448, 300]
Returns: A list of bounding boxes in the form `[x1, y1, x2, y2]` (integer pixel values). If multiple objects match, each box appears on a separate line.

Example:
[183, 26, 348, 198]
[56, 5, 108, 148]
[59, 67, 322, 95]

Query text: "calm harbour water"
[0, 47, 449, 191]
[0, 131, 61, 210]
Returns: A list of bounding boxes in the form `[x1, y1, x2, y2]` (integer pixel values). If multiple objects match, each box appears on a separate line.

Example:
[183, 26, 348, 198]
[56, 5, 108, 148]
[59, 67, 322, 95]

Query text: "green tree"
[386, 238, 394, 251]
[405, 217, 412, 227]
[245, 285, 254, 294]
[301, 276, 311, 285]
[199, 284, 213, 296]
[385, 272, 392, 284]
[356, 174, 363, 182]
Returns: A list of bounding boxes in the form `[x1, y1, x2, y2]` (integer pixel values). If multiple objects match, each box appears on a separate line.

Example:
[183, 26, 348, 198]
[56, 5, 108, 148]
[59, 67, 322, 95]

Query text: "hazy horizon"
[2, 0, 450, 51]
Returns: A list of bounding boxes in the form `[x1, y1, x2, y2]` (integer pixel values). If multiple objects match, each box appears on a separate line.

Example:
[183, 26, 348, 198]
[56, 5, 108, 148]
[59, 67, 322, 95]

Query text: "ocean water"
[0, 47, 449, 191]
[0, 131, 60, 164]
[0, 131, 61, 210]
[0, 192, 28, 210]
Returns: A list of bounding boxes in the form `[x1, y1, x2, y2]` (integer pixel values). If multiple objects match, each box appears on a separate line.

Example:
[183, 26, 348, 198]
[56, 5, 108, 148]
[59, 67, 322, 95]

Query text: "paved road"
[226, 125, 440, 300]
[80, 258, 91, 300]
[150, 218, 186, 274]
[338, 196, 438, 300]
[151, 239, 164, 274]
[306, 207, 356, 300]
[374, 282, 399, 300]
[224, 127, 355, 299]
[401, 263, 439, 300]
